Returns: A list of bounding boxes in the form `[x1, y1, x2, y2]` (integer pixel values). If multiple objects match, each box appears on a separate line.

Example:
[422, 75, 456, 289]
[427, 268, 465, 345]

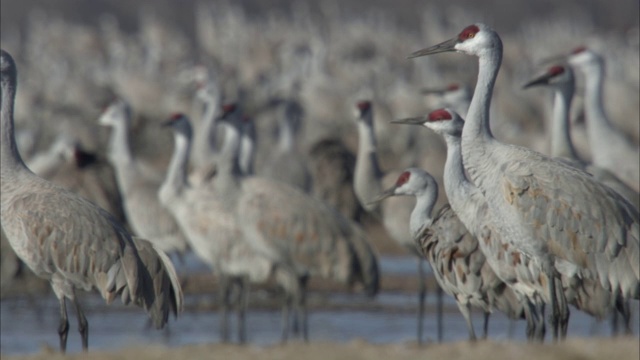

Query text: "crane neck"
[354, 114, 384, 212]
[218, 121, 243, 179]
[160, 130, 191, 200]
[550, 87, 579, 160]
[277, 116, 295, 152]
[239, 124, 255, 176]
[462, 43, 501, 150]
[106, 117, 134, 165]
[192, 94, 220, 167]
[409, 184, 437, 240]
[1, 71, 27, 176]
[582, 61, 613, 136]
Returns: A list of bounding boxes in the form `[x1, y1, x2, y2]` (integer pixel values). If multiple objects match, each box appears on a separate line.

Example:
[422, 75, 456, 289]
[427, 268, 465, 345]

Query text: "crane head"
[162, 113, 192, 138]
[371, 168, 438, 204]
[0, 49, 17, 86]
[522, 64, 574, 90]
[421, 108, 464, 137]
[98, 98, 131, 127]
[567, 46, 602, 69]
[354, 100, 372, 120]
[408, 23, 500, 59]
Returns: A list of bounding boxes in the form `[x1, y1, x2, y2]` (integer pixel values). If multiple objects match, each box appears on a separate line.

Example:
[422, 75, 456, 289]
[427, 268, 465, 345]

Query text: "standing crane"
[0, 49, 182, 353]
[566, 47, 640, 191]
[209, 103, 380, 341]
[522, 64, 639, 210]
[352, 99, 443, 343]
[159, 112, 297, 343]
[408, 24, 639, 340]
[523, 64, 635, 334]
[373, 167, 524, 341]
[99, 99, 190, 261]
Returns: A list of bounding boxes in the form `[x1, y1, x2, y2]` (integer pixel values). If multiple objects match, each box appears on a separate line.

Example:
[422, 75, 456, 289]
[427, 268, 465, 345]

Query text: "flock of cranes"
[1, 18, 639, 354]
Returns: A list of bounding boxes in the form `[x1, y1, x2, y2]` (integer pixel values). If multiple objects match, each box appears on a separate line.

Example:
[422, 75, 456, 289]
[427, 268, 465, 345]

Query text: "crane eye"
[467, 33, 475, 39]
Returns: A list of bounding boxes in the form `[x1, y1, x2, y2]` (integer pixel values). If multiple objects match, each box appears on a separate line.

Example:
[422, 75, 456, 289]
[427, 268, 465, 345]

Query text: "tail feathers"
[130, 236, 184, 329]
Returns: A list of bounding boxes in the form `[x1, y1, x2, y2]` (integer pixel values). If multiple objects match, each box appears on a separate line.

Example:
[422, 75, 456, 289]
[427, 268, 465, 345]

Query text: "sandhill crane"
[566, 47, 640, 191]
[523, 64, 635, 335]
[522, 64, 639, 209]
[352, 99, 443, 343]
[158, 112, 298, 343]
[373, 167, 524, 341]
[99, 99, 190, 260]
[210, 103, 380, 341]
[260, 98, 313, 193]
[408, 24, 639, 340]
[421, 83, 472, 117]
[0, 49, 182, 353]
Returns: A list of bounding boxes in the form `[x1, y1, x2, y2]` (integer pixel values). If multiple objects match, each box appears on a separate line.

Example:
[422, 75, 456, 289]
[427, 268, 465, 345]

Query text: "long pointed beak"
[161, 119, 174, 127]
[420, 87, 447, 95]
[368, 187, 397, 206]
[522, 72, 554, 89]
[391, 116, 426, 125]
[408, 37, 459, 59]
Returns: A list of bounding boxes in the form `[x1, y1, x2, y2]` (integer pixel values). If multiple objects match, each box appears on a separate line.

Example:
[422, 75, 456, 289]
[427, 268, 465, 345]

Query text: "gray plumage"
[0, 49, 182, 353]
[211, 104, 380, 340]
[408, 24, 639, 341]
[374, 168, 524, 341]
[99, 99, 190, 258]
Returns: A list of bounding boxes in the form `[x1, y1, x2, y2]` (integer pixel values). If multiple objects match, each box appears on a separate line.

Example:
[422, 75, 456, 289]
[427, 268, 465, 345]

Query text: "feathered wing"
[501, 152, 640, 299]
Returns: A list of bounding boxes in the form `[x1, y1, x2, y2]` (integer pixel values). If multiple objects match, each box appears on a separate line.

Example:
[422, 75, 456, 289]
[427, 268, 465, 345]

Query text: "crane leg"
[72, 298, 89, 351]
[417, 258, 426, 345]
[612, 296, 632, 336]
[297, 274, 310, 342]
[436, 285, 444, 343]
[523, 298, 545, 342]
[482, 311, 490, 339]
[280, 294, 292, 343]
[236, 277, 249, 344]
[218, 275, 231, 343]
[548, 274, 569, 341]
[57, 297, 69, 353]
[455, 301, 476, 341]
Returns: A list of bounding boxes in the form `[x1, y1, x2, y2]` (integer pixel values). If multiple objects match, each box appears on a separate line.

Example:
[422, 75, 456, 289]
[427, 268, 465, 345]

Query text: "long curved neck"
[107, 118, 134, 165]
[354, 114, 384, 211]
[582, 62, 612, 139]
[1, 73, 27, 175]
[192, 95, 219, 167]
[443, 134, 475, 199]
[550, 87, 579, 160]
[278, 117, 295, 152]
[161, 132, 190, 197]
[218, 122, 243, 179]
[239, 125, 255, 176]
[464, 49, 500, 145]
[409, 186, 437, 240]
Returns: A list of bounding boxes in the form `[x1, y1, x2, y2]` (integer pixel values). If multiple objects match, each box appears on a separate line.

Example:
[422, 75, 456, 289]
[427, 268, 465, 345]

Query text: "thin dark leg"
[298, 275, 309, 342]
[417, 258, 426, 345]
[281, 295, 292, 343]
[548, 275, 560, 342]
[614, 296, 632, 336]
[73, 298, 89, 351]
[218, 275, 231, 343]
[436, 286, 444, 343]
[482, 312, 490, 339]
[57, 297, 69, 353]
[237, 277, 249, 344]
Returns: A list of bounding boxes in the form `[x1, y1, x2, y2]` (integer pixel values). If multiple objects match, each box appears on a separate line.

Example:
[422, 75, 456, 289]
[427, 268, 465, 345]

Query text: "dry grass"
[6, 337, 639, 360]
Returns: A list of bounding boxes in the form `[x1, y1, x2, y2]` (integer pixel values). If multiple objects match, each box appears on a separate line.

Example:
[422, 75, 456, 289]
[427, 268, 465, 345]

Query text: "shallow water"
[1, 256, 638, 355]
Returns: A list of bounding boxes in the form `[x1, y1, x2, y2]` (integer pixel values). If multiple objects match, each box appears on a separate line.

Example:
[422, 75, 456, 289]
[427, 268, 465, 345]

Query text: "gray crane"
[373, 167, 524, 341]
[566, 47, 640, 191]
[99, 99, 190, 260]
[158, 112, 299, 344]
[352, 99, 443, 344]
[393, 109, 542, 340]
[210, 103, 380, 341]
[522, 64, 639, 209]
[0, 49, 182, 353]
[523, 64, 635, 334]
[408, 24, 639, 341]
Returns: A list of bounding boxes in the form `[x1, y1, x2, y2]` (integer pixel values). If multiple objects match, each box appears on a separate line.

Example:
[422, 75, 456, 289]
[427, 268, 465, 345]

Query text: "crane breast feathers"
[500, 157, 640, 281]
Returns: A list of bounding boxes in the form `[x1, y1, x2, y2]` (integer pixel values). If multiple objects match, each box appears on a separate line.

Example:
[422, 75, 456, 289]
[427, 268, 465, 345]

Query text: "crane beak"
[420, 87, 447, 95]
[161, 119, 174, 127]
[391, 116, 426, 125]
[408, 37, 458, 59]
[369, 187, 397, 205]
[522, 72, 554, 89]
